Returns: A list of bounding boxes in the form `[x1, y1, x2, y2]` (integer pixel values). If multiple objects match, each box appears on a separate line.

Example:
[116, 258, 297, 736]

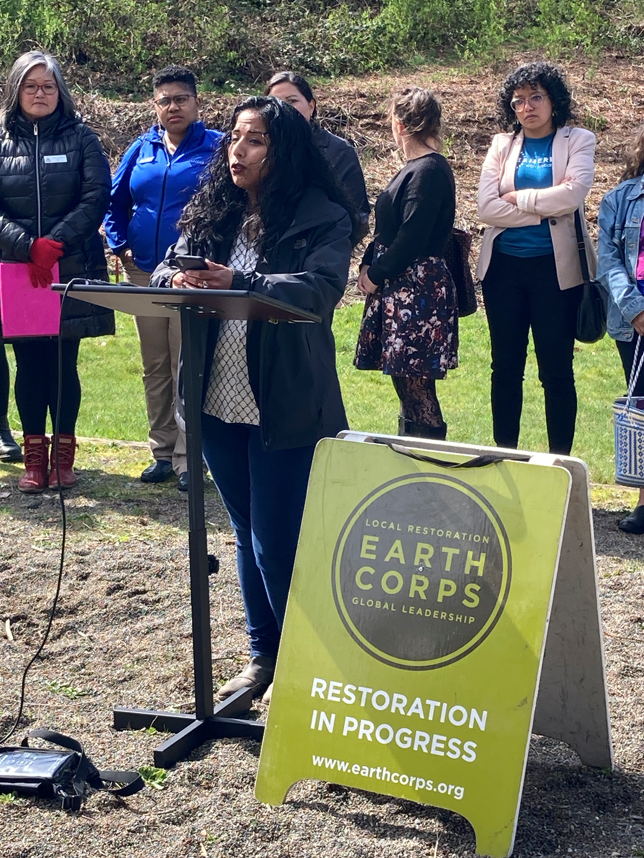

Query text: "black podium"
[53, 282, 320, 766]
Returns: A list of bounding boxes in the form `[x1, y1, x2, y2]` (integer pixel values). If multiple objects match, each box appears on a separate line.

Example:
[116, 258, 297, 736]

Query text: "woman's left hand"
[632, 310, 644, 337]
[501, 191, 518, 206]
[181, 260, 233, 290]
[357, 268, 379, 295]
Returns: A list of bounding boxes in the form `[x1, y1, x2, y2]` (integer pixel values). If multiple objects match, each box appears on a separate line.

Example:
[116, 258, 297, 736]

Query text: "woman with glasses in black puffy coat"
[0, 51, 112, 493]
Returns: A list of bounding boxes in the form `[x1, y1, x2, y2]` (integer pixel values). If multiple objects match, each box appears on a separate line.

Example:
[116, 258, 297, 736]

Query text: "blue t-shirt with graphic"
[496, 132, 555, 258]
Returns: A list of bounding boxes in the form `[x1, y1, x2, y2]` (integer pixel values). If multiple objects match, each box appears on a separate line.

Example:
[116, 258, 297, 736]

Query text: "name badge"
[43, 154, 67, 164]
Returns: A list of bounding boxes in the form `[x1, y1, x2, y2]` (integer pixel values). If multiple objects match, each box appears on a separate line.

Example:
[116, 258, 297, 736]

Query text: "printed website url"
[311, 754, 465, 800]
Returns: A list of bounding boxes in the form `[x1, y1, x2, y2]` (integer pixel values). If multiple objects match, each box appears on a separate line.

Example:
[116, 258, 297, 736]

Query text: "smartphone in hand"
[175, 255, 208, 272]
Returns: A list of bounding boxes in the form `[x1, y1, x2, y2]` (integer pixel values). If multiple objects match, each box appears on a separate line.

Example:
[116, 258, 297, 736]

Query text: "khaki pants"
[122, 258, 187, 475]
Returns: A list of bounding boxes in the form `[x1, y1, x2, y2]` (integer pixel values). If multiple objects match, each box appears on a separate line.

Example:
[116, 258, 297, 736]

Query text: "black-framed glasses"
[154, 94, 196, 109]
[510, 93, 547, 112]
[21, 83, 58, 95]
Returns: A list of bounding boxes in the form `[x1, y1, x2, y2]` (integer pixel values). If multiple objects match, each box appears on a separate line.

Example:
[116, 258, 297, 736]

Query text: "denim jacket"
[597, 174, 644, 341]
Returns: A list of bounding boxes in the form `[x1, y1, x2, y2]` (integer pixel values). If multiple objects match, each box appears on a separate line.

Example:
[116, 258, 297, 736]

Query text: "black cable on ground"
[1, 280, 74, 743]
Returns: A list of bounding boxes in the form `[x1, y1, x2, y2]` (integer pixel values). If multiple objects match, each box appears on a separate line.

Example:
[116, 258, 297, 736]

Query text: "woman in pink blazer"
[477, 62, 595, 455]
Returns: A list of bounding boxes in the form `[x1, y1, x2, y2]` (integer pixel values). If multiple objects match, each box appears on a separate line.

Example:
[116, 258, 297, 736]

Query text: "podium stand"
[53, 282, 320, 766]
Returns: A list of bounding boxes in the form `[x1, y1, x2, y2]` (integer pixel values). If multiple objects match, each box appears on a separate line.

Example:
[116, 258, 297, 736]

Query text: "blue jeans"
[201, 413, 315, 658]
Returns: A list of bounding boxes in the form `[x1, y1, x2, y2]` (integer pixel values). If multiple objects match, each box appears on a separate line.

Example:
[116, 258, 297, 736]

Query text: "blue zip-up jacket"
[104, 121, 222, 273]
[597, 174, 644, 341]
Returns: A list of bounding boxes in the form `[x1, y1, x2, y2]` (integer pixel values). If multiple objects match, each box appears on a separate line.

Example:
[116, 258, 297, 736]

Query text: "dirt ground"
[2, 53, 644, 858]
[0, 443, 643, 858]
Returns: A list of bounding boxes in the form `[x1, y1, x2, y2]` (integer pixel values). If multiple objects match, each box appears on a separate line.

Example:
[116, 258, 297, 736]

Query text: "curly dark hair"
[178, 95, 355, 253]
[497, 61, 573, 132]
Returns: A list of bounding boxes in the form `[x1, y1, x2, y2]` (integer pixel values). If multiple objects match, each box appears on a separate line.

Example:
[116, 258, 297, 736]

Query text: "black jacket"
[313, 125, 370, 244]
[0, 107, 113, 339]
[151, 186, 352, 451]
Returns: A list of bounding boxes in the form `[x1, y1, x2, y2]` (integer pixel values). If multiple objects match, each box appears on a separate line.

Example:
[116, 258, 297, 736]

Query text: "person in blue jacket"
[104, 66, 222, 491]
[597, 126, 644, 534]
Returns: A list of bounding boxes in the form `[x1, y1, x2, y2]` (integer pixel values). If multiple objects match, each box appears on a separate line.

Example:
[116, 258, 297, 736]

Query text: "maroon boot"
[49, 434, 78, 489]
[17, 435, 49, 493]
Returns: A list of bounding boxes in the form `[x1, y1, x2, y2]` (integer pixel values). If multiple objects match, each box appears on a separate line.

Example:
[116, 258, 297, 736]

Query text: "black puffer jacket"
[151, 186, 352, 451]
[0, 106, 113, 338]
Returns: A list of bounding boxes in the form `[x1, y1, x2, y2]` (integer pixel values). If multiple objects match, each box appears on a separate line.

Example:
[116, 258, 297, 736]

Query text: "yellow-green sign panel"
[256, 439, 571, 858]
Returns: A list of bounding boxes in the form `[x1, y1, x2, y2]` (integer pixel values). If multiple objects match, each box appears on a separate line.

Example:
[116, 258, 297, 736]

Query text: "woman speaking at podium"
[152, 96, 354, 704]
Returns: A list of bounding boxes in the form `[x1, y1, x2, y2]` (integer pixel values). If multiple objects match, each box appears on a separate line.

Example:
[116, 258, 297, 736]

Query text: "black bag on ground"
[0, 729, 144, 810]
[574, 209, 607, 343]
[444, 227, 477, 317]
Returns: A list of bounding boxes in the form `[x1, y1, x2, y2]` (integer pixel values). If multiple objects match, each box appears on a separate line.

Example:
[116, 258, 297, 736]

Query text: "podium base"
[113, 687, 265, 767]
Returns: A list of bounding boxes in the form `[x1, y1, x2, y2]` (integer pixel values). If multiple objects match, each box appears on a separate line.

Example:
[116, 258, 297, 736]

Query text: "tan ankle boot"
[217, 656, 275, 701]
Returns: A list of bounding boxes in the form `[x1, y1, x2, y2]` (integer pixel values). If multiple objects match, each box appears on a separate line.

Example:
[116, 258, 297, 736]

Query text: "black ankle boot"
[0, 417, 22, 462]
[618, 505, 644, 535]
[402, 419, 447, 440]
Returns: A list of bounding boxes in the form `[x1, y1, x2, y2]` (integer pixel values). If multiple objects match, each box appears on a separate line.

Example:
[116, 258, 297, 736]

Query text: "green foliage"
[139, 765, 168, 789]
[0, 791, 20, 803]
[530, 0, 607, 53]
[0, 0, 643, 89]
[44, 679, 92, 699]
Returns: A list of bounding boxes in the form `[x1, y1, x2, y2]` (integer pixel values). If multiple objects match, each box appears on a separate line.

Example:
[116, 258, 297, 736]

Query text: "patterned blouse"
[202, 229, 260, 425]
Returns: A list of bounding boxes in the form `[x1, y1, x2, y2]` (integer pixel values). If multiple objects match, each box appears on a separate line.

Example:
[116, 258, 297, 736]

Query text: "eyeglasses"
[154, 94, 195, 109]
[510, 93, 547, 112]
[21, 83, 58, 95]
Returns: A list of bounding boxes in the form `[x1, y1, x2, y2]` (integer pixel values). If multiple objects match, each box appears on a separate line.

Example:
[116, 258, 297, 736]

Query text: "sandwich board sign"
[255, 435, 612, 858]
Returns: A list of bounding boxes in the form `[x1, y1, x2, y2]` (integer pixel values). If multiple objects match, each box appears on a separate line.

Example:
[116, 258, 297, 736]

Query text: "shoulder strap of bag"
[25, 729, 144, 800]
[574, 209, 591, 284]
[626, 335, 644, 404]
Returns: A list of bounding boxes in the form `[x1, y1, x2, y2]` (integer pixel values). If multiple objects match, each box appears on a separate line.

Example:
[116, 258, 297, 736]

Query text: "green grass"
[335, 304, 625, 485]
[5, 311, 147, 442]
[3, 305, 627, 485]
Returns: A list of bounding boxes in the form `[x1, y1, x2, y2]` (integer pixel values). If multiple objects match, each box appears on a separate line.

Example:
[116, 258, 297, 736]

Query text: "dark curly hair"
[178, 95, 355, 253]
[497, 61, 573, 132]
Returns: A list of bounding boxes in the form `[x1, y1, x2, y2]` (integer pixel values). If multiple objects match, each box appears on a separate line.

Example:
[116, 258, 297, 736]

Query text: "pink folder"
[0, 261, 61, 337]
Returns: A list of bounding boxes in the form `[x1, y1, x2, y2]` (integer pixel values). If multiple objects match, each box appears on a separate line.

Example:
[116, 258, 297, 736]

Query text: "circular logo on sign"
[332, 473, 511, 670]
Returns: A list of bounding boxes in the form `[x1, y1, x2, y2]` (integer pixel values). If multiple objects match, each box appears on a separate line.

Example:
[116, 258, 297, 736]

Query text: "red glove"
[29, 238, 64, 288]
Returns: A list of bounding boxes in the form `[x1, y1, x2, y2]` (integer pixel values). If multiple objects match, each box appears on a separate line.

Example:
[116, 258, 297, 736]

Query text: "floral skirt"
[354, 245, 458, 379]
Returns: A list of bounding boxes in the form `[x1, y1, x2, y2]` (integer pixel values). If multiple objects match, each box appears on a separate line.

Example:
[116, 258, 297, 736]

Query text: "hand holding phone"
[173, 256, 234, 291]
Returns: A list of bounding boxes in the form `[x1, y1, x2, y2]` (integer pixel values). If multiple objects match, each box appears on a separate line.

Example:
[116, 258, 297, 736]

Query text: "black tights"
[12, 338, 81, 436]
[0, 341, 9, 419]
[616, 336, 644, 396]
[391, 375, 447, 438]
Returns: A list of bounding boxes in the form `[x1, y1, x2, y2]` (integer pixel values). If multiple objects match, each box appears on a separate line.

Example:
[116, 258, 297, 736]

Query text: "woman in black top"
[355, 87, 457, 438]
[264, 71, 370, 244]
